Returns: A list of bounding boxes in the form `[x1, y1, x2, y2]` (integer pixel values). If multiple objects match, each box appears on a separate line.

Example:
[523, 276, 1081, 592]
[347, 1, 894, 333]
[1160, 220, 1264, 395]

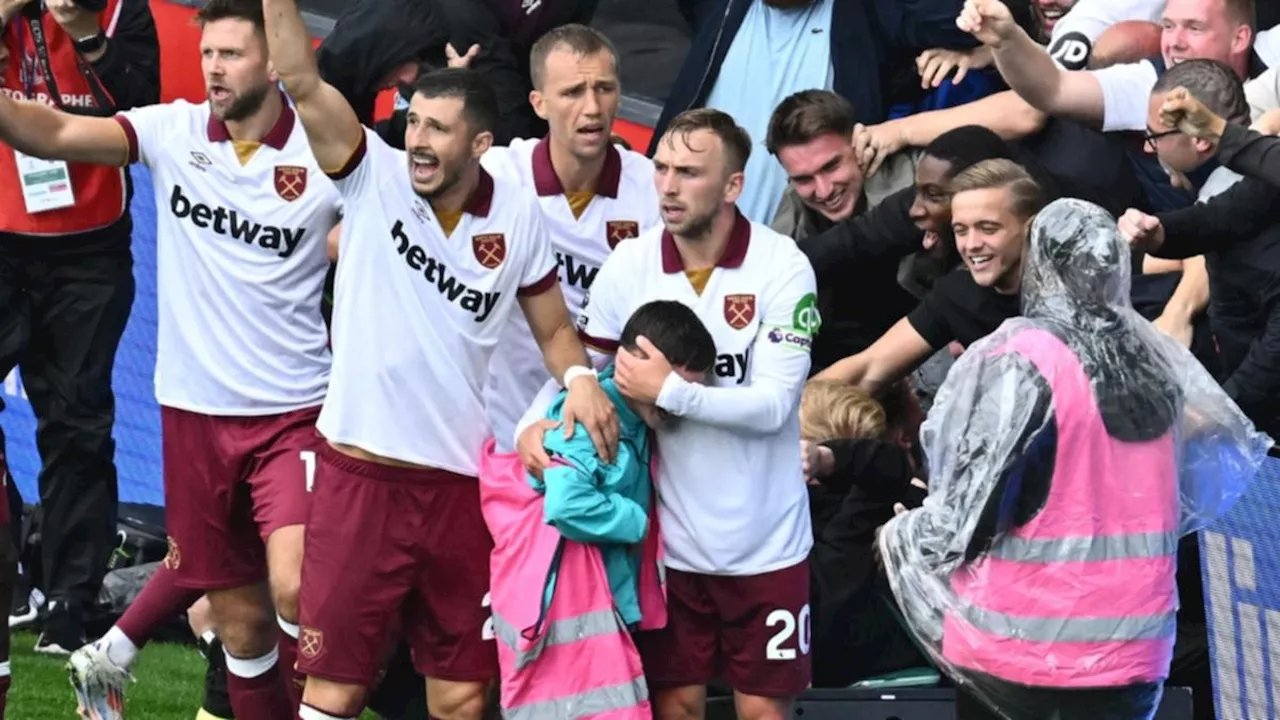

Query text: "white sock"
[0, 660, 10, 677]
[223, 644, 279, 679]
[299, 705, 354, 720]
[277, 614, 300, 639]
[101, 626, 138, 669]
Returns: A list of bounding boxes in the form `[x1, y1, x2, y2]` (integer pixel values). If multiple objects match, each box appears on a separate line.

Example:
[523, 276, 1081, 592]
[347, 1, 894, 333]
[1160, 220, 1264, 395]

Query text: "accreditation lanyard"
[15, 3, 111, 111]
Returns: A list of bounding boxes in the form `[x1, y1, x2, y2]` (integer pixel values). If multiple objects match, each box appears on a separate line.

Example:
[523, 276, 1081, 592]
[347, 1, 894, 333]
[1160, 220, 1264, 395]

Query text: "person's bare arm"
[856, 92, 1046, 174]
[813, 317, 934, 394]
[0, 94, 129, 166]
[1153, 256, 1208, 348]
[519, 284, 594, 386]
[1143, 256, 1184, 274]
[959, 0, 1106, 127]
[519, 283, 620, 464]
[262, 0, 363, 173]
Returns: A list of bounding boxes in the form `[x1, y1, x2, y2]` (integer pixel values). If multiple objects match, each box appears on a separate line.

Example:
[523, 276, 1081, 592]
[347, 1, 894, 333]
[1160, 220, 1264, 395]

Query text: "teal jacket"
[531, 364, 653, 626]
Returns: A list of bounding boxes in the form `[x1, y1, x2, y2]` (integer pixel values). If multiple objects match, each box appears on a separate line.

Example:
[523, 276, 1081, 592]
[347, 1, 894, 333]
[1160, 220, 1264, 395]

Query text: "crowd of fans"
[0, 0, 1277, 718]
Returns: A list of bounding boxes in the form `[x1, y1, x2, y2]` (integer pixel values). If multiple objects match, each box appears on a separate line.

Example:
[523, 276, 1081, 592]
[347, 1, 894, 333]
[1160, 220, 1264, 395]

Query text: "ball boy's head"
[618, 301, 717, 428]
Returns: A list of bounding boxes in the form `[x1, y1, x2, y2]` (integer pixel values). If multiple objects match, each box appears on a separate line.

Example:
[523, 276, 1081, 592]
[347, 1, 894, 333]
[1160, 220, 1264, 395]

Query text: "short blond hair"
[947, 158, 1044, 222]
[799, 380, 886, 441]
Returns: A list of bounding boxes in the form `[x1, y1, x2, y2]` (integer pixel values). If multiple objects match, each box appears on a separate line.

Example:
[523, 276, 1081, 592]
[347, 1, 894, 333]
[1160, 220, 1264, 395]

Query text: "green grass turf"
[7, 631, 379, 719]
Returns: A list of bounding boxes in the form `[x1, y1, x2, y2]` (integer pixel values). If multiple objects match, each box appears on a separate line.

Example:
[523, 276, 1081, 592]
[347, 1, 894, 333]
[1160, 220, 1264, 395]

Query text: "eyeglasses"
[1144, 127, 1181, 151]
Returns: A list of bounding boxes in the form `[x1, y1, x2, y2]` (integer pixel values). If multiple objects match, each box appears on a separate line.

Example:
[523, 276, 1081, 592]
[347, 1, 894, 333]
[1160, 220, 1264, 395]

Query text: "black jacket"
[1155, 135, 1280, 439]
[651, 0, 977, 155]
[437, 0, 599, 144]
[316, 0, 448, 131]
[808, 438, 926, 686]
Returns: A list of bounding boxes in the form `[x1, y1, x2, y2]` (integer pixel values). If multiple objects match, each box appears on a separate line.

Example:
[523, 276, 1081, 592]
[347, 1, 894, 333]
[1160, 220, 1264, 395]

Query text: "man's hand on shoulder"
[561, 371, 619, 465]
[517, 419, 558, 479]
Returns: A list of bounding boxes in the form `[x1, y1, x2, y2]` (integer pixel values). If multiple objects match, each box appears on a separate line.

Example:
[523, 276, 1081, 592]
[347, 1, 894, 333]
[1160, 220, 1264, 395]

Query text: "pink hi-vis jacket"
[478, 439, 667, 720]
[942, 328, 1180, 688]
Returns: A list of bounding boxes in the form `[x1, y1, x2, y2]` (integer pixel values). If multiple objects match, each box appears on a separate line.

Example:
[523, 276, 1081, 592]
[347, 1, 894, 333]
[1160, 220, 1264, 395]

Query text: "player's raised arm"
[262, 0, 362, 174]
[0, 94, 130, 167]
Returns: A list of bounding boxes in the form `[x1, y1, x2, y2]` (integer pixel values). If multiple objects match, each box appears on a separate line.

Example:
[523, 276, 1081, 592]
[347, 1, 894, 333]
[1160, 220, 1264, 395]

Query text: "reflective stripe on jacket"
[942, 327, 1179, 688]
[479, 438, 667, 719]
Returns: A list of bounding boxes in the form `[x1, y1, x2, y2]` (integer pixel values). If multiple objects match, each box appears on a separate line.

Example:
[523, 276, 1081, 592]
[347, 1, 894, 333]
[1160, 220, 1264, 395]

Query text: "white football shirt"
[114, 99, 341, 415]
[576, 211, 817, 576]
[480, 138, 660, 451]
[317, 128, 558, 474]
[1092, 59, 1159, 132]
[1048, 0, 1164, 70]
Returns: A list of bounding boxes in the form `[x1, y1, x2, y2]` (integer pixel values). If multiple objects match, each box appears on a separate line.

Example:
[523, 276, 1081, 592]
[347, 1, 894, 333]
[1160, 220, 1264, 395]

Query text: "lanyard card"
[14, 150, 76, 213]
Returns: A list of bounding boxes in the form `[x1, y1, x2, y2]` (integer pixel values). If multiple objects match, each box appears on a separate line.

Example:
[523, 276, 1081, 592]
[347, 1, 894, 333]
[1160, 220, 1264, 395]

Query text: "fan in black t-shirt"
[817, 159, 1042, 393]
[906, 268, 1022, 350]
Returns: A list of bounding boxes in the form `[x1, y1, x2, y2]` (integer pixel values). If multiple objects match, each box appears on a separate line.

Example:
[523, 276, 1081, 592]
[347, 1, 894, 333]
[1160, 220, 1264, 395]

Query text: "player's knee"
[208, 585, 276, 658]
[425, 680, 488, 720]
[732, 693, 792, 720]
[302, 676, 367, 718]
[654, 686, 706, 720]
[269, 572, 301, 623]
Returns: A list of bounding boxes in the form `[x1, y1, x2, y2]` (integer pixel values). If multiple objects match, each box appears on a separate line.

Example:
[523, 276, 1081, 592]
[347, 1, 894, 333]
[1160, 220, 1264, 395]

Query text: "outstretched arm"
[262, 0, 363, 174]
[0, 94, 129, 166]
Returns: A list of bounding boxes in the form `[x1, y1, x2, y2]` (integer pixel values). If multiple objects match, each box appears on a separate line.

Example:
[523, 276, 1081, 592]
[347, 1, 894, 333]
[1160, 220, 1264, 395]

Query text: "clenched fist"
[956, 0, 1019, 47]
[1159, 86, 1227, 142]
[1118, 208, 1165, 253]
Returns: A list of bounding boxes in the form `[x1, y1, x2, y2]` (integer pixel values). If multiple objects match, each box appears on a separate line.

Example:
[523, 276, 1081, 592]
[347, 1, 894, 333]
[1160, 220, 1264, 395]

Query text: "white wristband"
[562, 365, 597, 387]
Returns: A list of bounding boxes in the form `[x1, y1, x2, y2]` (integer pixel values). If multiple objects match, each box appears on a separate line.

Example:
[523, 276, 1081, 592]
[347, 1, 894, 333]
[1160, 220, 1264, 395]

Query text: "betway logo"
[1203, 530, 1280, 718]
[391, 220, 499, 323]
[170, 186, 304, 258]
[713, 348, 750, 385]
[557, 252, 599, 291]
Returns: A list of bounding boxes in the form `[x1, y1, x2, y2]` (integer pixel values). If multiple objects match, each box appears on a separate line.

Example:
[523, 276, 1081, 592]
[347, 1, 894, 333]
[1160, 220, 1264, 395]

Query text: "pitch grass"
[7, 631, 379, 719]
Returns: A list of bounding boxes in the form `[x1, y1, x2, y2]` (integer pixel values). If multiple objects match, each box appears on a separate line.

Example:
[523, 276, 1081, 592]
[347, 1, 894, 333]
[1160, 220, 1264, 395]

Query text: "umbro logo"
[188, 151, 213, 172]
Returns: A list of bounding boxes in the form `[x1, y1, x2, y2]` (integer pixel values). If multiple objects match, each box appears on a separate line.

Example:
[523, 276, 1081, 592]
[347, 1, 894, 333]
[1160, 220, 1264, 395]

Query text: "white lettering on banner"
[1203, 531, 1280, 719]
[2, 370, 26, 400]
[0, 88, 97, 107]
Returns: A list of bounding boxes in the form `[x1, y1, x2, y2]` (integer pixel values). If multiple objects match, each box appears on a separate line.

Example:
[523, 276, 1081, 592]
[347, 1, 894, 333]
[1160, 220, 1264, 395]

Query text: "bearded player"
[0, 1, 343, 717]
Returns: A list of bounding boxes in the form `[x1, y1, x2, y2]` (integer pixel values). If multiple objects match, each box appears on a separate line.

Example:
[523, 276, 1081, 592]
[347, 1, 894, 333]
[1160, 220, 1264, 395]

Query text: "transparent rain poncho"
[878, 198, 1272, 720]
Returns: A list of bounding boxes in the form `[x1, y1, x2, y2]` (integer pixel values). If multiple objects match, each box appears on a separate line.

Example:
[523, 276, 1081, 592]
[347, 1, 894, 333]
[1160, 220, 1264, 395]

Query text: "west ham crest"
[723, 294, 756, 330]
[472, 233, 507, 269]
[606, 220, 640, 249]
[300, 627, 324, 659]
[274, 165, 308, 202]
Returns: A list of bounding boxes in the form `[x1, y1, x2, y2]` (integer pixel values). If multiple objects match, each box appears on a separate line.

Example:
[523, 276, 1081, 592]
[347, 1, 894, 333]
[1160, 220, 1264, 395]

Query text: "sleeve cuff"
[655, 371, 689, 413]
[518, 267, 558, 296]
[112, 114, 138, 165]
[325, 132, 367, 180]
[577, 328, 619, 353]
[1218, 122, 1249, 165]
